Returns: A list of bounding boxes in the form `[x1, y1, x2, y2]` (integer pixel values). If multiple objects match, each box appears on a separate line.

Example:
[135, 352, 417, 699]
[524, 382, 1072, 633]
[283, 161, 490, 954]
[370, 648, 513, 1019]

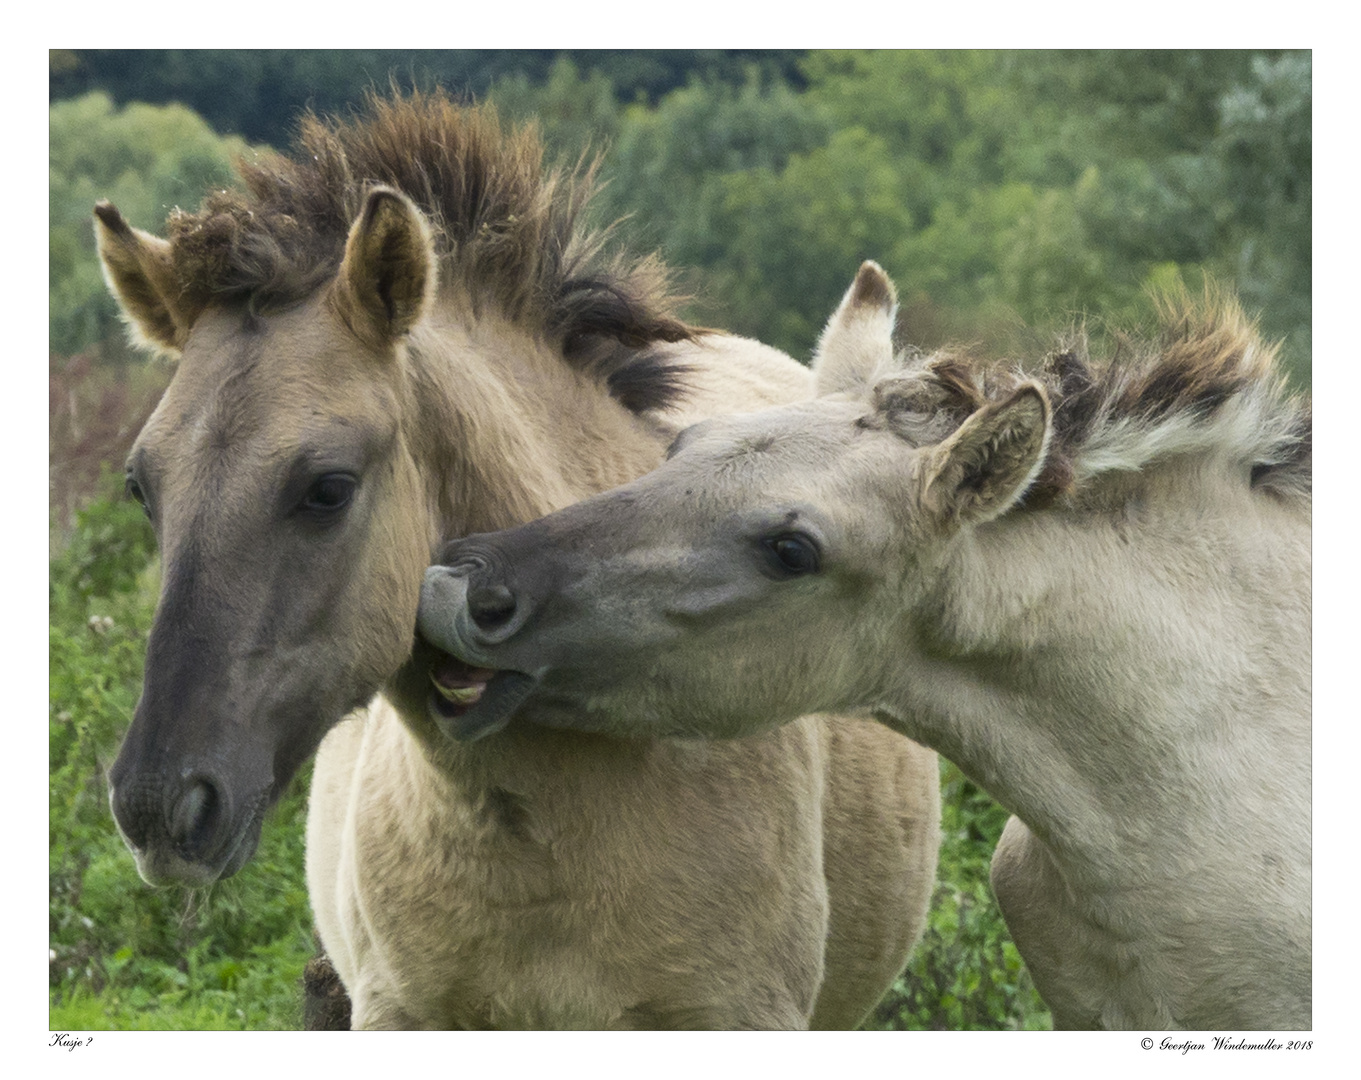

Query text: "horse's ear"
[813, 261, 898, 398]
[919, 383, 1051, 530]
[94, 202, 196, 357]
[333, 187, 436, 349]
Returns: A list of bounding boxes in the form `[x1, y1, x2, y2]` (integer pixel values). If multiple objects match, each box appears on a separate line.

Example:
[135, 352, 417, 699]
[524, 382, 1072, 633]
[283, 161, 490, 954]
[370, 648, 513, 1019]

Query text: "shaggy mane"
[884, 292, 1311, 505]
[161, 88, 695, 412]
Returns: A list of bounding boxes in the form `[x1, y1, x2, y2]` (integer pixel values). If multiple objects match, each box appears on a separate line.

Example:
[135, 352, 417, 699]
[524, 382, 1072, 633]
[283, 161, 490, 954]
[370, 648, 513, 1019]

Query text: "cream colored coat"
[414, 263, 1311, 1030]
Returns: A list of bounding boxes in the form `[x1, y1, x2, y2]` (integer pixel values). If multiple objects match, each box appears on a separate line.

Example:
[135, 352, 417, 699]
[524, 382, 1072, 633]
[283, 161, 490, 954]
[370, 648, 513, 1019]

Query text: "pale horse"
[420, 261, 1312, 1030]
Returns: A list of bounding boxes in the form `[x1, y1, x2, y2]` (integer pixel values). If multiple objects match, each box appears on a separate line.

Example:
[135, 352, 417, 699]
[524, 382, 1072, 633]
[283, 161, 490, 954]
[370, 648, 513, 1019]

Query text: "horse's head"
[99, 188, 438, 884]
[417, 263, 1052, 740]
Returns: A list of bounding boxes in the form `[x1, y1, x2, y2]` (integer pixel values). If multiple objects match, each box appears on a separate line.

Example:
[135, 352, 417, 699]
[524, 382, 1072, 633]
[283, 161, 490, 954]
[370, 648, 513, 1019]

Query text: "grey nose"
[421, 563, 526, 654]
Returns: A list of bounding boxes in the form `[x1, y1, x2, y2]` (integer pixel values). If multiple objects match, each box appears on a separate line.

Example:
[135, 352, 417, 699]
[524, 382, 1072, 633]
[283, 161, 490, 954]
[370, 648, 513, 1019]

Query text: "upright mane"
[159, 88, 696, 410]
[881, 292, 1311, 505]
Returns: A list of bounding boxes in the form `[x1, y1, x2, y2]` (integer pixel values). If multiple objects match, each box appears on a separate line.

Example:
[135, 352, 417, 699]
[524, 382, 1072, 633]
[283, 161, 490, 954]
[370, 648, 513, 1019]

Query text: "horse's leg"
[989, 815, 1105, 1030]
[302, 950, 351, 1030]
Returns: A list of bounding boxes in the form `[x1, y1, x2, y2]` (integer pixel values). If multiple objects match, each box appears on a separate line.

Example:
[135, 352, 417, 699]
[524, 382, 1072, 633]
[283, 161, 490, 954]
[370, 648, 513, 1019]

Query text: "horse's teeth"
[431, 677, 484, 705]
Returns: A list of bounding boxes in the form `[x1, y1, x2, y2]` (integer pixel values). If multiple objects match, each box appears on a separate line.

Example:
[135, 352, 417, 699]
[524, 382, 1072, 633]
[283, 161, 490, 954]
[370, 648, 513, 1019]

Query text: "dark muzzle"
[108, 713, 274, 886]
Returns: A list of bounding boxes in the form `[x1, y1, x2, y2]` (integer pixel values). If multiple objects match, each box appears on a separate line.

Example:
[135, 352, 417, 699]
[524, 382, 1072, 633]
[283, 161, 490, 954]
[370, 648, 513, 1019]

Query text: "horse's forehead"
[691, 401, 870, 473]
[653, 401, 896, 518]
[153, 303, 388, 444]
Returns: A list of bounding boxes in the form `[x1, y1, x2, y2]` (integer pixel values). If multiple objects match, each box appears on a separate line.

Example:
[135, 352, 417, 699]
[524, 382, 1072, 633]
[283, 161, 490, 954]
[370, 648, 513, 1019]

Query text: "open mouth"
[429, 655, 497, 715]
[428, 655, 538, 743]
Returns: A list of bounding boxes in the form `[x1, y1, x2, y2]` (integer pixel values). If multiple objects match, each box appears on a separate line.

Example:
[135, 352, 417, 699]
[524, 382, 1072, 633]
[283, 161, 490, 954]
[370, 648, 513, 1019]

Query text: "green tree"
[1208, 53, 1312, 382]
[598, 71, 833, 264]
[49, 92, 251, 357]
[50, 50, 808, 146]
[711, 127, 914, 353]
[672, 49, 1313, 368]
[487, 56, 622, 165]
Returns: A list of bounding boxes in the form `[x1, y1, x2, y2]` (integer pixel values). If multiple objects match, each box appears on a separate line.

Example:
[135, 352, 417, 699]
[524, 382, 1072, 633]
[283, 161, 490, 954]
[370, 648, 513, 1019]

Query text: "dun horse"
[98, 96, 940, 1029]
[421, 262, 1312, 1030]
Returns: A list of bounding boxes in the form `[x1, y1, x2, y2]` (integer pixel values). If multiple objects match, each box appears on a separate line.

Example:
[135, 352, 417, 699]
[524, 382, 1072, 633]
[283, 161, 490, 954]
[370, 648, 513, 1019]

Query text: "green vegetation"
[49, 92, 252, 358]
[49, 49, 807, 144]
[560, 50, 1310, 382]
[49, 49, 1307, 1030]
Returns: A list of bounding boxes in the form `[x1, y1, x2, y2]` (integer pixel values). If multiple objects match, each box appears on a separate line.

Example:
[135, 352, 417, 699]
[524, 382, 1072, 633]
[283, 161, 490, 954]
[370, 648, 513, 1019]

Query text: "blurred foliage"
[49, 49, 807, 144]
[49, 350, 172, 548]
[51, 50, 1310, 379]
[53, 492, 155, 602]
[49, 92, 252, 357]
[492, 49, 1309, 381]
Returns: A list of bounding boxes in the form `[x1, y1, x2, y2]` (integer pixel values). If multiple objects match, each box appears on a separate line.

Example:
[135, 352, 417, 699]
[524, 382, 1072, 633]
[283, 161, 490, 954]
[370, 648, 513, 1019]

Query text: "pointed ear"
[813, 260, 898, 398]
[94, 201, 197, 356]
[919, 383, 1051, 530]
[332, 187, 436, 349]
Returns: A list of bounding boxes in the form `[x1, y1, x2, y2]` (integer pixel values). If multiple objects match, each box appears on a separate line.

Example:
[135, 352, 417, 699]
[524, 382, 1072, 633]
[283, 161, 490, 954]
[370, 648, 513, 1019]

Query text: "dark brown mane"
[896, 291, 1311, 505]
[162, 88, 695, 411]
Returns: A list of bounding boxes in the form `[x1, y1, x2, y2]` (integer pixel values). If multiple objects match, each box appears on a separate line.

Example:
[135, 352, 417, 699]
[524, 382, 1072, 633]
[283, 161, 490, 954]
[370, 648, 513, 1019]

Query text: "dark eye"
[125, 474, 149, 515]
[763, 533, 821, 577]
[301, 473, 356, 516]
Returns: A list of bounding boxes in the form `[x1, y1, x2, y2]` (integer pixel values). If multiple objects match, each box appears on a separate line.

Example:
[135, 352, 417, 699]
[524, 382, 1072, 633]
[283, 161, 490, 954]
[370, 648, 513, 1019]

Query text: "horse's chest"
[316, 708, 829, 1028]
[340, 765, 631, 1027]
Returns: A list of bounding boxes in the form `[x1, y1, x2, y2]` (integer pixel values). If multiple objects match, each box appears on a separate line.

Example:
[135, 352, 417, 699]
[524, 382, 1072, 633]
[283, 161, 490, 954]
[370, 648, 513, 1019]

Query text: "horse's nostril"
[168, 779, 219, 858]
[467, 583, 517, 632]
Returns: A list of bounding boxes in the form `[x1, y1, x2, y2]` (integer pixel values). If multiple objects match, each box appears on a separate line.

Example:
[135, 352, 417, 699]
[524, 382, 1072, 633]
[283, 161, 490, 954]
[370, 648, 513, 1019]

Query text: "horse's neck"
[393, 306, 680, 770]
[883, 462, 1310, 873]
[408, 307, 668, 542]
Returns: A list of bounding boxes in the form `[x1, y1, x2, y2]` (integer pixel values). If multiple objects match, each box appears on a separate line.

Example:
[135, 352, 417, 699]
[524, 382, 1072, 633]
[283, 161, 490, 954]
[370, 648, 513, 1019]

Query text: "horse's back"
[660, 334, 818, 427]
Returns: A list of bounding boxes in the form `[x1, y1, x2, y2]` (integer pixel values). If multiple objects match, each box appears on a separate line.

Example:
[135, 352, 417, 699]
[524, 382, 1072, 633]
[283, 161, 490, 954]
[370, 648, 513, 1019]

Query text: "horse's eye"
[302, 474, 357, 515]
[763, 534, 821, 577]
[125, 475, 149, 515]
